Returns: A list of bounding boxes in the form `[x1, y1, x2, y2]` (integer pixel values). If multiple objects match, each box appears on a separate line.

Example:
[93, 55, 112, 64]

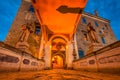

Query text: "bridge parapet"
[73, 41, 120, 74]
[0, 41, 45, 72]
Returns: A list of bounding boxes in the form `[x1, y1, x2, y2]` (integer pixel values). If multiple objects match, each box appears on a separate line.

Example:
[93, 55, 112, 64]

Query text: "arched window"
[101, 37, 106, 44]
[82, 17, 87, 24]
[94, 21, 99, 27]
[29, 5, 34, 12]
[78, 50, 84, 58]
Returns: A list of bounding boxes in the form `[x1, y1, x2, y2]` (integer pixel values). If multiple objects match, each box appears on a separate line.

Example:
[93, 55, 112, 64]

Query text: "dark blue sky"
[0, 0, 120, 41]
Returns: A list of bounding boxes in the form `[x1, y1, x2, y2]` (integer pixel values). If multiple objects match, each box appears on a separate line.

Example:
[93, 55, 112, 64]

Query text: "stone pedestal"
[87, 43, 102, 54]
[16, 41, 31, 53]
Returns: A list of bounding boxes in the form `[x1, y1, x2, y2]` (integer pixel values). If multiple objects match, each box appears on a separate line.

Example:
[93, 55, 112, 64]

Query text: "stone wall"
[76, 12, 117, 55]
[0, 41, 44, 72]
[4, 0, 41, 57]
[73, 41, 120, 74]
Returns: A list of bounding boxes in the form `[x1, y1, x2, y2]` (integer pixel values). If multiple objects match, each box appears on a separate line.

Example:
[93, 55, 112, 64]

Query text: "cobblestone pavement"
[0, 69, 120, 80]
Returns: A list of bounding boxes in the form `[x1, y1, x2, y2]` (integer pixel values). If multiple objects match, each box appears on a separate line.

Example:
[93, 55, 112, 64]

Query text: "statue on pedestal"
[87, 23, 102, 54]
[16, 23, 33, 53]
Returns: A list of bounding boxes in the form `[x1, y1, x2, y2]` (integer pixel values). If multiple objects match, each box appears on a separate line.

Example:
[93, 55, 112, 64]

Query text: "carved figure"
[87, 23, 99, 43]
[19, 23, 32, 42]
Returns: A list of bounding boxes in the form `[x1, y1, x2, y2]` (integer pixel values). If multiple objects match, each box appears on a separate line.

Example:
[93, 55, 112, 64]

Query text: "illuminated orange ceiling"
[32, 0, 87, 35]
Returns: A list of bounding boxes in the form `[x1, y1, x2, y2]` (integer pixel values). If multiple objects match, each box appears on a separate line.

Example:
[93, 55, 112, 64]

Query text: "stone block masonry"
[0, 41, 45, 72]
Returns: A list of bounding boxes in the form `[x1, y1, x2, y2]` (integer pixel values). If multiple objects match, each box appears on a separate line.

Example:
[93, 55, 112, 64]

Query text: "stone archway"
[50, 36, 67, 69]
[43, 34, 75, 69]
[52, 54, 65, 69]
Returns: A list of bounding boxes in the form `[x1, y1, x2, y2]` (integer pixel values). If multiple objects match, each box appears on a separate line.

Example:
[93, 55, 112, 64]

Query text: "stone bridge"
[0, 0, 120, 80]
[0, 41, 120, 80]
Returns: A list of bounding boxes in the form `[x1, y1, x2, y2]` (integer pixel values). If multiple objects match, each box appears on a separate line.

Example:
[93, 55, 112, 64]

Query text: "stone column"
[38, 36, 45, 59]
[73, 33, 79, 59]
[44, 42, 51, 69]
[66, 41, 74, 69]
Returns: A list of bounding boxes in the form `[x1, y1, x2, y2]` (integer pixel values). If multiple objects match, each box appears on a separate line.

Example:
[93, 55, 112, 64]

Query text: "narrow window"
[29, 5, 34, 12]
[35, 22, 40, 35]
[35, 27, 40, 35]
[99, 30, 102, 34]
[105, 24, 108, 29]
[83, 34, 88, 41]
[101, 37, 106, 44]
[78, 50, 84, 58]
[82, 17, 87, 24]
[99, 30, 103, 34]
[94, 21, 99, 27]
[102, 27, 105, 30]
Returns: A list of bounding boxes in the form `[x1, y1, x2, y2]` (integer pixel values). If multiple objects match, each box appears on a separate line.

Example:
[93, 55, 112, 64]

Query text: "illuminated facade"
[5, 0, 116, 69]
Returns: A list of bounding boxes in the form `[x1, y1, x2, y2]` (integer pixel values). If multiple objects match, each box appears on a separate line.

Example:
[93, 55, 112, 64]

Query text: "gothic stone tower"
[76, 12, 117, 57]
[5, 0, 41, 58]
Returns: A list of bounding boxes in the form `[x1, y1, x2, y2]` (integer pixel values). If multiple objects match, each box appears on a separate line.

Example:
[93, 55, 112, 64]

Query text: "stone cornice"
[82, 12, 110, 23]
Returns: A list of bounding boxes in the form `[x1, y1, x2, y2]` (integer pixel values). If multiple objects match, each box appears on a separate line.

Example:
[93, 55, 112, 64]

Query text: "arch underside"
[32, 0, 88, 41]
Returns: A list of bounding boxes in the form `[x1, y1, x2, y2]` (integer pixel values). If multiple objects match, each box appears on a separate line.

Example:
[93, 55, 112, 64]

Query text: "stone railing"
[73, 41, 120, 74]
[0, 41, 45, 72]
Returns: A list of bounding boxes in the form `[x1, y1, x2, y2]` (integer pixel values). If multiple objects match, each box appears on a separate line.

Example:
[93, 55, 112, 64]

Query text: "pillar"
[44, 42, 51, 69]
[66, 41, 74, 69]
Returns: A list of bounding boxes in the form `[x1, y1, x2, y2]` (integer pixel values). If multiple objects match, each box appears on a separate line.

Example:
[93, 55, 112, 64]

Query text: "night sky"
[0, 0, 120, 41]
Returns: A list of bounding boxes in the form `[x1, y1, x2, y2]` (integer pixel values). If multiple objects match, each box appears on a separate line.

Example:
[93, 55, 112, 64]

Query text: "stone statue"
[19, 23, 33, 42]
[87, 23, 99, 43]
[16, 23, 33, 52]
